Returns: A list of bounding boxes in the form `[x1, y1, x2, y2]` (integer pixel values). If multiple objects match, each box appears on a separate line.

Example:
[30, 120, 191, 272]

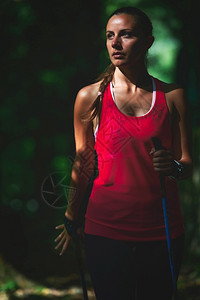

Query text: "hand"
[55, 224, 72, 256]
[152, 149, 174, 176]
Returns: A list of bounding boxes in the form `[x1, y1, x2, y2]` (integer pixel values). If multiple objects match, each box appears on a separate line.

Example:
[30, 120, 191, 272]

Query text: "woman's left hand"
[152, 149, 174, 176]
[55, 224, 72, 256]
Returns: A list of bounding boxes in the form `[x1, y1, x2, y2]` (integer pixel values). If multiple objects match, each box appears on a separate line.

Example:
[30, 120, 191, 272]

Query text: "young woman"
[55, 7, 193, 300]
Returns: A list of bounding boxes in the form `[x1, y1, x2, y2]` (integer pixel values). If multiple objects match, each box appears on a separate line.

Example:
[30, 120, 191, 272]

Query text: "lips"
[112, 52, 125, 58]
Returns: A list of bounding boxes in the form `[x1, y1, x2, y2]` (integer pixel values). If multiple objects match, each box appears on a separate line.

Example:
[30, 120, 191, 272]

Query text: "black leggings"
[85, 234, 184, 300]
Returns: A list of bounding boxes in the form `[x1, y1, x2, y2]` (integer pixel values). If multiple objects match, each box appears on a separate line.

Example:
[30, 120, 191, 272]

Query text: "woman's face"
[106, 13, 153, 67]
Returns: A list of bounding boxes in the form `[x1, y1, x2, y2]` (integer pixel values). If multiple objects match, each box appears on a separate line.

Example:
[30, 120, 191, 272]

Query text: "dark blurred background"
[0, 0, 199, 299]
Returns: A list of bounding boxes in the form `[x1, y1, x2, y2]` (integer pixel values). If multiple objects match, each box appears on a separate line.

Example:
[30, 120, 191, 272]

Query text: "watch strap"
[64, 216, 79, 238]
[169, 160, 183, 180]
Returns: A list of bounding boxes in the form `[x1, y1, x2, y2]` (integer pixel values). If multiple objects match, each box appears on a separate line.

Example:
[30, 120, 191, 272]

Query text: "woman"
[55, 7, 193, 300]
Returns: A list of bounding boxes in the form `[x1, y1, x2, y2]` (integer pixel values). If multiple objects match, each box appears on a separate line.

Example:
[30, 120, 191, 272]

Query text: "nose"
[112, 36, 122, 49]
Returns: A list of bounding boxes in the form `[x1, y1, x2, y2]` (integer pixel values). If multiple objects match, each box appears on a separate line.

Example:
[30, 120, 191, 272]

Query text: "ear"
[146, 35, 154, 50]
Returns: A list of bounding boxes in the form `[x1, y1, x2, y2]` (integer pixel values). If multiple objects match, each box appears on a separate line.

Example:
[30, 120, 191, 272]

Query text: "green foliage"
[22, 137, 36, 160]
[10, 41, 29, 59]
[52, 155, 72, 172]
[146, 6, 182, 82]
[8, 1, 36, 35]
[0, 280, 17, 292]
[9, 198, 23, 212]
[0, 137, 36, 211]
[178, 128, 200, 262]
[40, 70, 62, 85]
[105, 0, 141, 16]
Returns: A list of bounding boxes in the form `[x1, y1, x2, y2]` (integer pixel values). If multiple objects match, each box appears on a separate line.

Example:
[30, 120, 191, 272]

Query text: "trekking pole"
[73, 154, 98, 300]
[74, 238, 89, 300]
[69, 154, 98, 300]
[152, 137, 178, 300]
[64, 217, 89, 300]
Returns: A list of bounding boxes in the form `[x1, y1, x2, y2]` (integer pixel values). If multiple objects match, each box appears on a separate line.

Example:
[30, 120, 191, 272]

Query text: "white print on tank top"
[94, 77, 156, 140]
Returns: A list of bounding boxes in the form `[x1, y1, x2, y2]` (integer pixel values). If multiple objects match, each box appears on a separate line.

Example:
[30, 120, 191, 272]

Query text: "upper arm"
[73, 86, 96, 155]
[168, 87, 193, 164]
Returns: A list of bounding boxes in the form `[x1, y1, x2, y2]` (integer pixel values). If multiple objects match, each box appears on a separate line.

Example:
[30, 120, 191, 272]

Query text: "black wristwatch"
[64, 216, 79, 238]
[169, 160, 183, 180]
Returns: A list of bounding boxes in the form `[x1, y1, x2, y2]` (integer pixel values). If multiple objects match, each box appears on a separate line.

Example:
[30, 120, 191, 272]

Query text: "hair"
[82, 7, 153, 122]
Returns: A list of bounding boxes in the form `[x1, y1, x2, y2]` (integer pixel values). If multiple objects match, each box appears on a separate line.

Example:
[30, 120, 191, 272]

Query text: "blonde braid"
[82, 64, 115, 122]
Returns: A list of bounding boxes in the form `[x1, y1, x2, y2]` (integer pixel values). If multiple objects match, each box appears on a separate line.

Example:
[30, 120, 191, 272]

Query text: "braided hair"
[82, 64, 115, 122]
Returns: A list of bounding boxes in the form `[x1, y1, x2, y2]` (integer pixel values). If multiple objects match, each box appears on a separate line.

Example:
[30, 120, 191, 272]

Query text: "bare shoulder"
[75, 81, 101, 108]
[163, 82, 185, 101]
[162, 81, 187, 114]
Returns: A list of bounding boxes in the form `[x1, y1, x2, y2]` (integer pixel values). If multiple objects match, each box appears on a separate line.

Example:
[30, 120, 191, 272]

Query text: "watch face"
[177, 161, 183, 177]
[176, 162, 183, 173]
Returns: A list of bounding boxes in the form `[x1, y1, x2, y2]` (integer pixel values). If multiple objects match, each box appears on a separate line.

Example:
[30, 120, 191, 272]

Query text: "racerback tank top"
[84, 77, 185, 241]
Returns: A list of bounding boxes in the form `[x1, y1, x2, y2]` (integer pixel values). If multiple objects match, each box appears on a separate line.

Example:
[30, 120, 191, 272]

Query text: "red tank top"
[84, 77, 184, 241]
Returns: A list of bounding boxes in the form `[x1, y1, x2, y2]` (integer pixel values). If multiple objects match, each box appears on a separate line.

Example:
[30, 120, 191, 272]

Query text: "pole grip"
[152, 137, 166, 192]
[152, 137, 165, 151]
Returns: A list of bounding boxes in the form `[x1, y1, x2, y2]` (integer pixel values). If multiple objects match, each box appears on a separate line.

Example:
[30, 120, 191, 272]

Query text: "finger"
[55, 224, 64, 230]
[154, 163, 174, 174]
[153, 160, 173, 168]
[60, 237, 71, 256]
[55, 236, 66, 250]
[153, 150, 172, 158]
[153, 155, 173, 164]
[154, 166, 172, 172]
[55, 231, 65, 243]
[149, 147, 155, 155]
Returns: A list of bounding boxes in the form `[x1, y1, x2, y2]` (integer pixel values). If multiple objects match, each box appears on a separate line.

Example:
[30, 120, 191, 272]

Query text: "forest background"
[0, 0, 199, 299]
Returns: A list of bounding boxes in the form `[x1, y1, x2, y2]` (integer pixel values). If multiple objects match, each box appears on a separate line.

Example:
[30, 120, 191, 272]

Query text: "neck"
[113, 63, 151, 89]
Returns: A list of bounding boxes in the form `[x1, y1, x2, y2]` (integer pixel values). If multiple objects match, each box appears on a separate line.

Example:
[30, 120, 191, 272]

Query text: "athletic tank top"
[84, 77, 185, 241]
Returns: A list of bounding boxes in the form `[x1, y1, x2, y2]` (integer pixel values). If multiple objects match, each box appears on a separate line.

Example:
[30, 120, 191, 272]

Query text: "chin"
[111, 59, 128, 67]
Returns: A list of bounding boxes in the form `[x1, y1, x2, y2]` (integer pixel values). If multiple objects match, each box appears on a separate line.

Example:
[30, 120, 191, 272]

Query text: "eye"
[124, 33, 131, 37]
[106, 32, 114, 40]
[121, 31, 134, 38]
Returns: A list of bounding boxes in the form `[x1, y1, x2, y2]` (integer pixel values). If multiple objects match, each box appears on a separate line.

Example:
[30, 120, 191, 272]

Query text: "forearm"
[65, 150, 95, 220]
